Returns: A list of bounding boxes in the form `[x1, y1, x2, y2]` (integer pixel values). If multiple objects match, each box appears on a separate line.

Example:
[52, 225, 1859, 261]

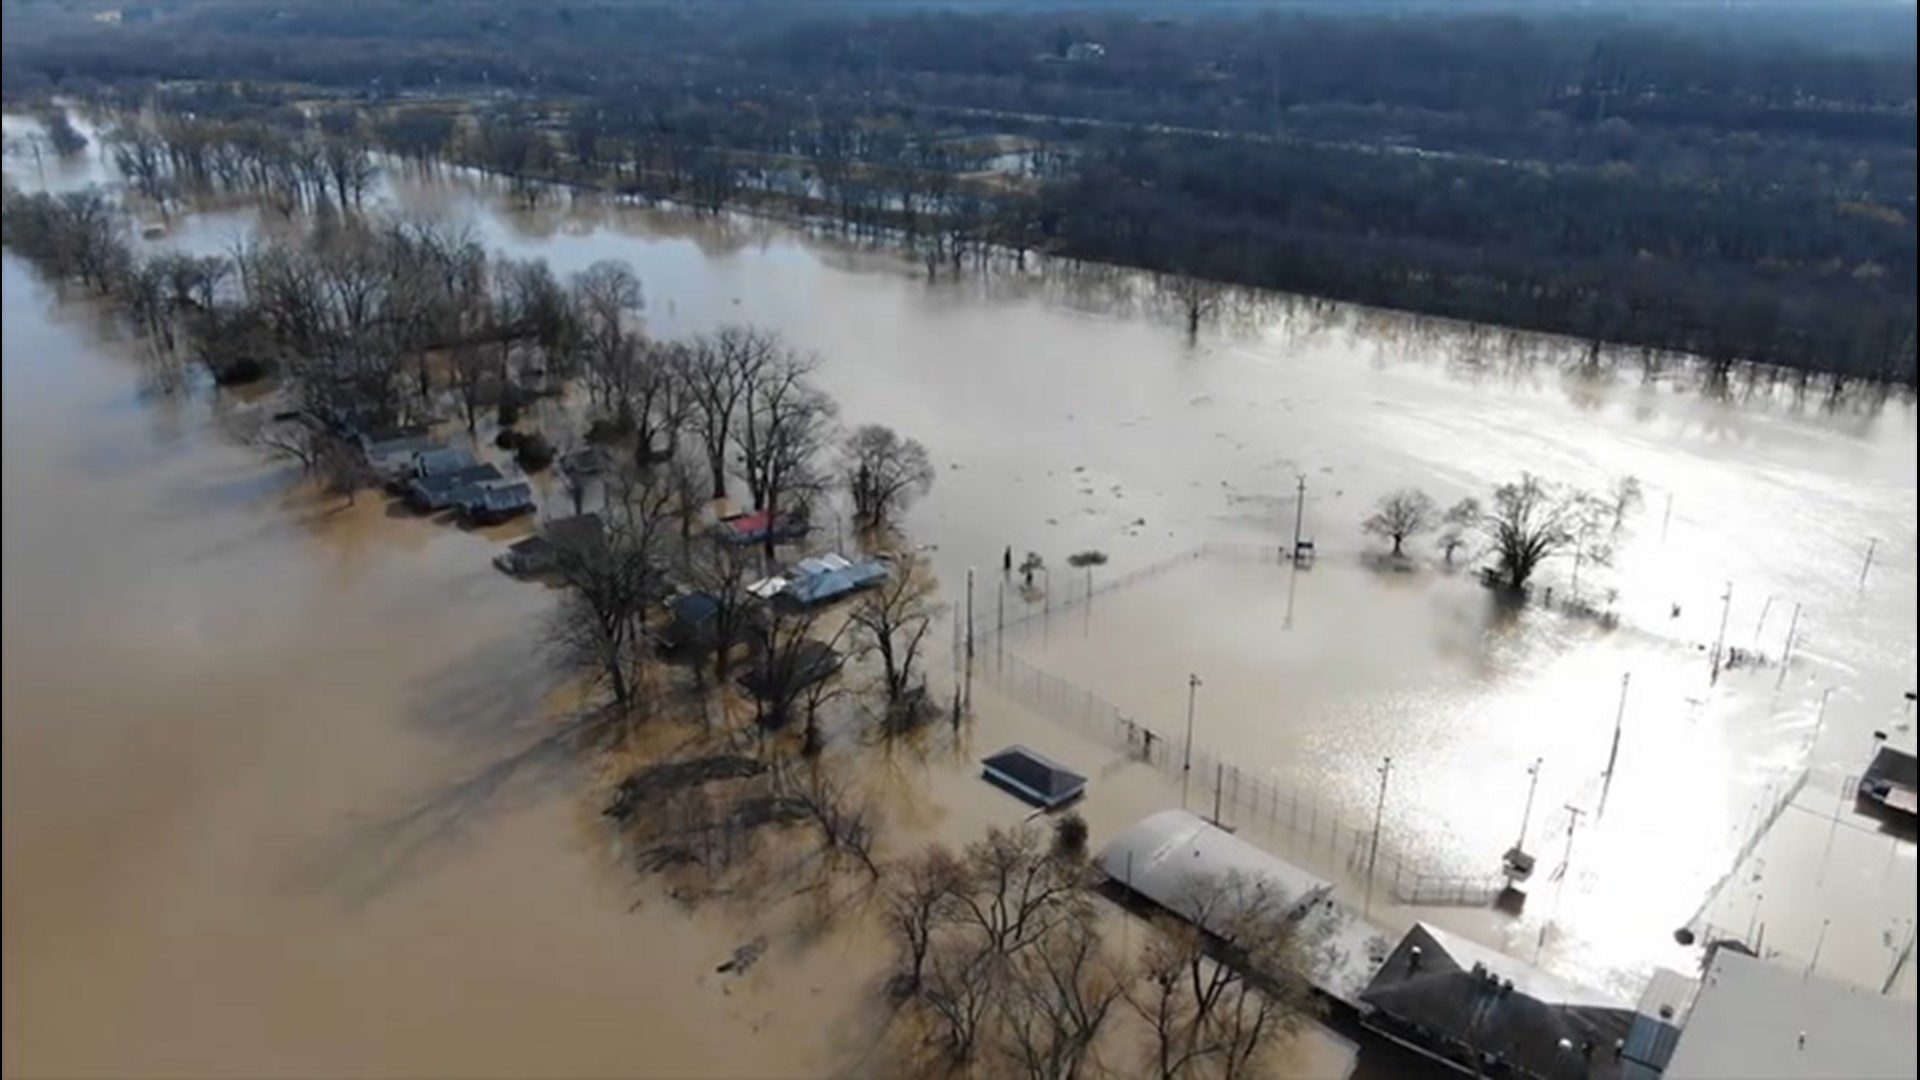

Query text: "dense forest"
[4, 0, 1915, 383]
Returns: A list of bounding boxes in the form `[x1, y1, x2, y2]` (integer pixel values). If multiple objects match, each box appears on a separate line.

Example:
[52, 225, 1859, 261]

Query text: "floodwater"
[5, 121, 1917, 1075]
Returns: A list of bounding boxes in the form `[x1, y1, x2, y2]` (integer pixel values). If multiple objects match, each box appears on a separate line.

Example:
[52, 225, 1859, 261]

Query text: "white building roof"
[1664, 950, 1918, 1080]
[1096, 809, 1332, 931]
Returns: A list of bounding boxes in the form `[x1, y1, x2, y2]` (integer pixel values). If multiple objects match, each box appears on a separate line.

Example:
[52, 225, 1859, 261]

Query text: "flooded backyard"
[4, 126, 1916, 1076]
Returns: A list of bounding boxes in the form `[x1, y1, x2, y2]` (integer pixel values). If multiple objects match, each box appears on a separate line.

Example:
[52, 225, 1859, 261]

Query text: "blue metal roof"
[787, 559, 888, 605]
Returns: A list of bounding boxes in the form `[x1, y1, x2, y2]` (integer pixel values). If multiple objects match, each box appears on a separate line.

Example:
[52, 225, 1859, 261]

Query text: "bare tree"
[786, 762, 882, 879]
[547, 468, 674, 715]
[1477, 473, 1604, 591]
[677, 326, 776, 499]
[999, 912, 1125, 1080]
[952, 825, 1089, 957]
[677, 538, 765, 683]
[847, 553, 944, 724]
[844, 423, 935, 531]
[1129, 873, 1323, 1080]
[1363, 488, 1437, 557]
[923, 934, 1000, 1064]
[884, 846, 967, 996]
[1438, 497, 1482, 565]
[1607, 474, 1644, 536]
[1160, 272, 1228, 341]
[733, 348, 838, 558]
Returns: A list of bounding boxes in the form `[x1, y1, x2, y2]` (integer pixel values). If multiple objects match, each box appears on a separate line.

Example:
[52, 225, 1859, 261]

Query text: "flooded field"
[5, 123, 1916, 1075]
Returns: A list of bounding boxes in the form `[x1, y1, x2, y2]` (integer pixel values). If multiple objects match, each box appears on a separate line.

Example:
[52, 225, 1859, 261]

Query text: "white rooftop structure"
[1664, 949, 1918, 1080]
[1097, 810, 1332, 930]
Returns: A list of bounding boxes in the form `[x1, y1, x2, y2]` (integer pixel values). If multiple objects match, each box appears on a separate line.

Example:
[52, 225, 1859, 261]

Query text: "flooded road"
[4, 131, 1916, 1075]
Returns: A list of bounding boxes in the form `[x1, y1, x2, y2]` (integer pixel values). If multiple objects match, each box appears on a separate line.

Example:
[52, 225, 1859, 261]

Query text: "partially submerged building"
[716, 508, 805, 547]
[458, 480, 535, 525]
[736, 639, 843, 704]
[1857, 742, 1917, 821]
[1098, 809, 1333, 930]
[407, 463, 504, 512]
[494, 513, 605, 576]
[1358, 922, 1638, 1079]
[981, 745, 1088, 809]
[1663, 948, 1917, 1079]
[785, 553, 889, 606]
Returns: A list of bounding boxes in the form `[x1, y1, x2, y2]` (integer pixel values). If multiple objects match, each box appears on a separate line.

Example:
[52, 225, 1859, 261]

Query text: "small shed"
[981, 745, 1088, 809]
[1858, 743, 1918, 819]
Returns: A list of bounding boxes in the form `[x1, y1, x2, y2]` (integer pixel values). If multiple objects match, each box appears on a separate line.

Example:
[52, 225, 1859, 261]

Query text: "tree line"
[4, 1, 1913, 383]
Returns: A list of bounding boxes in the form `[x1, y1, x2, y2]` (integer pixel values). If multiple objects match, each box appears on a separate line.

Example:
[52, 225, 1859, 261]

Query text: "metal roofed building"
[1097, 809, 1333, 929]
[980, 745, 1088, 808]
[1358, 921, 1638, 1079]
[1663, 948, 1918, 1080]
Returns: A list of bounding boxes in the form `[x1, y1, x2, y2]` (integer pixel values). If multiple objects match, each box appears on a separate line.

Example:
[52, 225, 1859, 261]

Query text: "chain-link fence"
[960, 551, 1507, 907]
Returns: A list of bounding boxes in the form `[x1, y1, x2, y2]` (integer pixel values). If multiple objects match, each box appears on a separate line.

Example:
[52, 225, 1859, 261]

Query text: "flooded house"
[457, 480, 535, 525]
[494, 513, 605, 576]
[715, 508, 806, 547]
[407, 463, 504, 512]
[1357, 922, 1639, 1080]
[782, 553, 889, 607]
[736, 639, 843, 706]
[651, 592, 767, 657]
[362, 434, 441, 483]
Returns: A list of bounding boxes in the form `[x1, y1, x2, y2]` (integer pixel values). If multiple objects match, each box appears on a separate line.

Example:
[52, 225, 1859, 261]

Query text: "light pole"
[1711, 581, 1734, 685]
[1364, 756, 1392, 917]
[1775, 602, 1802, 689]
[1181, 674, 1202, 811]
[1599, 673, 1631, 819]
[1809, 688, 1834, 756]
[1514, 757, 1544, 853]
[1860, 538, 1879, 590]
[1291, 474, 1307, 562]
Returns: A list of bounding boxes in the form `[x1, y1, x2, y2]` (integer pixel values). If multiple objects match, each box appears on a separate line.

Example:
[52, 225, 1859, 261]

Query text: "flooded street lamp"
[1711, 581, 1734, 685]
[1515, 757, 1544, 854]
[1364, 756, 1392, 917]
[1181, 673, 1202, 810]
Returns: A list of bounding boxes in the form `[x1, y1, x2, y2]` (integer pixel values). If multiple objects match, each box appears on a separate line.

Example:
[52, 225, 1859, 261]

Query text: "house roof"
[1662, 950, 1918, 1080]
[787, 557, 888, 605]
[411, 463, 503, 495]
[737, 639, 841, 699]
[415, 446, 478, 475]
[981, 745, 1087, 808]
[1359, 922, 1636, 1080]
[671, 593, 721, 624]
[463, 481, 533, 513]
[1097, 809, 1332, 929]
[544, 513, 604, 549]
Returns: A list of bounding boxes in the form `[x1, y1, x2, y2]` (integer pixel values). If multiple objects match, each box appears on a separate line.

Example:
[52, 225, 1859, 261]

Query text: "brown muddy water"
[5, 124, 1917, 1076]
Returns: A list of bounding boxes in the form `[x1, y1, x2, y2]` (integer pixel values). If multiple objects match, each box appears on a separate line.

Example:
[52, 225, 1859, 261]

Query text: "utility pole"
[1807, 919, 1831, 981]
[1775, 602, 1802, 689]
[1860, 538, 1879, 590]
[965, 568, 975, 660]
[1515, 757, 1544, 853]
[996, 579, 1005, 664]
[1809, 687, 1834, 756]
[1751, 596, 1774, 651]
[1711, 581, 1733, 685]
[1364, 756, 1392, 917]
[1291, 473, 1307, 562]
[1661, 493, 1674, 544]
[1599, 674, 1631, 818]
[1181, 674, 1202, 811]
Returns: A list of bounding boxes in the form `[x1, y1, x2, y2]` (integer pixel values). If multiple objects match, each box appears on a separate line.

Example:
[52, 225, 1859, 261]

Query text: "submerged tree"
[1477, 473, 1603, 591]
[848, 552, 944, 726]
[1437, 496, 1482, 565]
[1362, 488, 1437, 557]
[843, 423, 935, 531]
